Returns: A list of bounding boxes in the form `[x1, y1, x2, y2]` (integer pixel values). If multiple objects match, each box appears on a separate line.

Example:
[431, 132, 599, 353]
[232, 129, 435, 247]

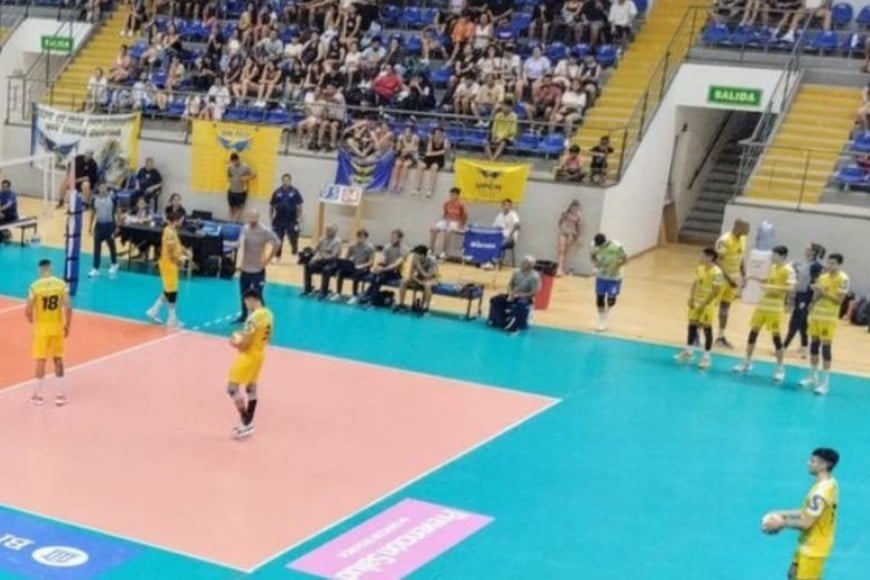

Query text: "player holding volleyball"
[146, 212, 188, 327]
[27, 259, 72, 406]
[674, 248, 724, 369]
[762, 448, 839, 580]
[227, 289, 273, 439]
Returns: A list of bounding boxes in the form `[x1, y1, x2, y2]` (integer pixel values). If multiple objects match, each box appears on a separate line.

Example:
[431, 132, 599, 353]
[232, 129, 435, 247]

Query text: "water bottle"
[755, 220, 775, 250]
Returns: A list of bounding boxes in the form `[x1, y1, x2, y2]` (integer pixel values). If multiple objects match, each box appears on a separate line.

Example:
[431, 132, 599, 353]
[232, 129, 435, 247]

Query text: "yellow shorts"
[228, 354, 264, 386]
[33, 334, 64, 360]
[750, 310, 782, 334]
[720, 282, 740, 304]
[688, 305, 716, 326]
[808, 318, 837, 342]
[159, 262, 178, 293]
[789, 552, 825, 579]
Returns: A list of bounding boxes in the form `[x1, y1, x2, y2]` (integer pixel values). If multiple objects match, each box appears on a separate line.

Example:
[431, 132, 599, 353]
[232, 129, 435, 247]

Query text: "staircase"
[575, 0, 698, 180]
[679, 142, 741, 243]
[43, 11, 127, 111]
[743, 84, 858, 204]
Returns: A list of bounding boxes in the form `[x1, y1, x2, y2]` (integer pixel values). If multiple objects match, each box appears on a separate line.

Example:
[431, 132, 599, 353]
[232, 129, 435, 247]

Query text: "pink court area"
[0, 332, 555, 570]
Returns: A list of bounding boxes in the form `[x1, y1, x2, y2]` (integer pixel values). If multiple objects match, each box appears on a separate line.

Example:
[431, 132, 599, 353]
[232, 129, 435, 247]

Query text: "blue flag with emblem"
[335, 148, 395, 191]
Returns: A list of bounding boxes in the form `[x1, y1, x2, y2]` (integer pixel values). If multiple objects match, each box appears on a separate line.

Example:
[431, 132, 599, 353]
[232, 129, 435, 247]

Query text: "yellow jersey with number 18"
[798, 478, 838, 558]
[715, 232, 746, 277]
[30, 276, 67, 337]
[243, 307, 274, 358]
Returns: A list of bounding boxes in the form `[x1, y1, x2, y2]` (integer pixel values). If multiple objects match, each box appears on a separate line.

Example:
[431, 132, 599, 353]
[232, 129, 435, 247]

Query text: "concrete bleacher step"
[744, 83, 858, 204]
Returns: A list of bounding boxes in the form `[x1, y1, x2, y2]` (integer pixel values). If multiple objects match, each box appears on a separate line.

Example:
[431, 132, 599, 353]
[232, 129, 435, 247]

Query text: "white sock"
[167, 306, 177, 321]
[151, 298, 163, 312]
[810, 367, 819, 380]
[34, 378, 45, 397]
[820, 370, 830, 384]
[54, 376, 65, 397]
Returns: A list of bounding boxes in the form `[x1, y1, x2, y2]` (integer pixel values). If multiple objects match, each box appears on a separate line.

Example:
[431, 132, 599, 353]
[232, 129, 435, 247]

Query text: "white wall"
[599, 63, 786, 256]
[12, 18, 92, 55]
[669, 107, 731, 226]
[723, 201, 870, 291]
[2, 124, 606, 274]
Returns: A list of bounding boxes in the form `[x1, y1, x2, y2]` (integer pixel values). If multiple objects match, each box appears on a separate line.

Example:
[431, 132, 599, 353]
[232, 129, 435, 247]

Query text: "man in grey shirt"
[236, 209, 279, 321]
[336, 229, 375, 303]
[88, 182, 120, 278]
[507, 255, 541, 331]
[361, 229, 408, 305]
[303, 224, 343, 297]
[227, 152, 256, 222]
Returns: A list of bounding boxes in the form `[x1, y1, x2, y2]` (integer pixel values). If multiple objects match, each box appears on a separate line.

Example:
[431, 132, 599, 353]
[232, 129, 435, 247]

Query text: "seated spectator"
[335, 229, 376, 304]
[86, 67, 109, 112]
[318, 84, 347, 152]
[490, 198, 520, 267]
[390, 124, 420, 194]
[415, 126, 450, 197]
[777, 0, 831, 43]
[555, 0, 585, 44]
[360, 229, 408, 305]
[583, 0, 609, 46]
[164, 193, 187, 223]
[524, 72, 563, 123]
[371, 64, 405, 106]
[472, 74, 505, 123]
[506, 256, 542, 332]
[430, 187, 468, 259]
[396, 245, 440, 313]
[518, 45, 551, 99]
[398, 72, 436, 112]
[549, 78, 587, 134]
[590, 135, 615, 183]
[712, 0, 746, 25]
[579, 54, 602, 106]
[302, 224, 343, 298]
[485, 100, 519, 161]
[452, 74, 480, 116]
[856, 79, 870, 130]
[124, 196, 153, 224]
[297, 86, 328, 149]
[104, 156, 131, 191]
[108, 45, 134, 84]
[0, 180, 19, 239]
[133, 157, 163, 211]
[609, 0, 638, 47]
[203, 76, 231, 120]
[554, 145, 587, 182]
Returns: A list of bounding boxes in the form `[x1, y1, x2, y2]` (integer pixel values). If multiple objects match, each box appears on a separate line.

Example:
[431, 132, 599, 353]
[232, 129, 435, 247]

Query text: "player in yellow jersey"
[763, 447, 839, 580]
[26, 259, 72, 406]
[800, 254, 849, 396]
[675, 248, 724, 369]
[146, 212, 188, 327]
[227, 289, 273, 439]
[714, 219, 749, 348]
[733, 245, 796, 383]
[590, 233, 627, 332]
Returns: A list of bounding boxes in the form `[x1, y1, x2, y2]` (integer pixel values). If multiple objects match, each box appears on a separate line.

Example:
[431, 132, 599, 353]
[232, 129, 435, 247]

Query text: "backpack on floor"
[850, 296, 870, 326]
[488, 294, 517, 330]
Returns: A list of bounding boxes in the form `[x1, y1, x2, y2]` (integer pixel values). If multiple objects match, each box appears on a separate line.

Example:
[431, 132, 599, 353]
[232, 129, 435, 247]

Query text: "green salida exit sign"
[707, 85, 762, 107]
[40, 35, 73, 53]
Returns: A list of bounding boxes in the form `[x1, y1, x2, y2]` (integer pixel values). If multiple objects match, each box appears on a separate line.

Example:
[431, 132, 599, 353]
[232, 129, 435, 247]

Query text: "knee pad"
[607, 296, 617, 308]
[227, 384, 240, 398]
[747, 330, 759, 345]
[810, 340, 821, 357]
[772, 335, 783, 350]
[596, 294, 605, 308]
[164, 291, 178, 304]
[821, 343, 832, 362]
[246, 384, 258, 400]
[719, 301, 731, 313]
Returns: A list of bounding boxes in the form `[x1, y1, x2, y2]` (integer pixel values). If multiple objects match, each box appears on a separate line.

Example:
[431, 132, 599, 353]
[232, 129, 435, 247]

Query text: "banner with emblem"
[334, 148, 395, 191]
[30, 104, 141, 172]
[453, 158, 531, 204]
[189, 120, 282, 197]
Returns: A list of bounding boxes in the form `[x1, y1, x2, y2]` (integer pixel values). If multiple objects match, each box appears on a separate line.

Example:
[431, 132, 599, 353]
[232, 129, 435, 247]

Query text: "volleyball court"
[0, 292, 555, 572]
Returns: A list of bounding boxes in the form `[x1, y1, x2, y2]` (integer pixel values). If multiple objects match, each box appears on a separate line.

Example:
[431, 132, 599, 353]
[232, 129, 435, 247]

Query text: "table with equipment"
[118, 220, 224, 275]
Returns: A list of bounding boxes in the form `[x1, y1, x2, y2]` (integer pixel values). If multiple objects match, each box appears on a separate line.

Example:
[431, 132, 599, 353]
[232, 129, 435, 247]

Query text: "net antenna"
[0, 152, 59, 217]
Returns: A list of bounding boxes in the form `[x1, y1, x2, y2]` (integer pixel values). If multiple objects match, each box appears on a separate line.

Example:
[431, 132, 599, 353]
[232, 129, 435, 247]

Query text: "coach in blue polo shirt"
[0, 179, 19, 225]
[269, 173, 304, 259]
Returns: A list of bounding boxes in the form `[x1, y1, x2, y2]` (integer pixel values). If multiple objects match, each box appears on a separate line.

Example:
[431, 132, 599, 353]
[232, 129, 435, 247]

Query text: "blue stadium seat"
[418, 8, 437, 28]
[811, 31, 839, 53]
[835, 164, 868, 188]
[572, 43, 590, 59]
[538, 133, 566, 157]
[280, 25, 300, 43]
[405, 34, 423, 55]
[430, 66, 452, 87]
[400, 7, 422, 29]
[511, 13, 533, 37]
[724, 25, 755, 47]
[546, 42, 568, 62]
[222, 223, 243, 255]
[702, 23, 730, 46]
[150, 71, 167, 89]
[745, 27, 775, 48]
[634, 0, 649, 13]
[857, 5, 870, 26]
[832, 3, 854, 27]
[595, 45, 618, 68]
[247, 108, 268, 124]
[129, 41, 147, 59]
[513, 132, 540, 154]
[852, 132, 870, 152]
[842, 32, 866, 56]
[496, 26, 514, 42]
[224, 107, 248, 123]
[460, 127, 489, 148]
[224, 0, 244, 19]
[165, 100, 186, 118]
[381, 5, 402, 28]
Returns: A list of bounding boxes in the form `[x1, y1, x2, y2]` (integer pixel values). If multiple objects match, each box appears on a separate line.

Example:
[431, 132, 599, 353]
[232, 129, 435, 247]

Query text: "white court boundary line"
[248, 396, 561, 573]
[0, 303, 25, 316]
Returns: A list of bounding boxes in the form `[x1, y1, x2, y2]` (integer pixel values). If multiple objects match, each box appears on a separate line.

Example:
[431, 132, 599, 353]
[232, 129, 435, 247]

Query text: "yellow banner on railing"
[453, 158, 530, 204]
[190, 121, 282, 197]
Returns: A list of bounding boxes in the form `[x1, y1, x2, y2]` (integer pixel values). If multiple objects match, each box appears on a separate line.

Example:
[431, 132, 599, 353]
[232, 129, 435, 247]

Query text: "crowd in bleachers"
[83, 0, 641, 175]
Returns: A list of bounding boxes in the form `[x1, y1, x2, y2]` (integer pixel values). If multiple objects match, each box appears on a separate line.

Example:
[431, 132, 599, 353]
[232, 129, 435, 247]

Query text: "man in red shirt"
[372, 64, 405, 106]
[429, 187, 468, 259]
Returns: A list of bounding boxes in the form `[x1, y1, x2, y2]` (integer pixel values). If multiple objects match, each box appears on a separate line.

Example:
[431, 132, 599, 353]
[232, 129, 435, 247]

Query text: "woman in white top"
[477, 44, 503, 78]
[517, 46, 551, 101]
[87, 67, 108, 112]
[549, 78, 587, 134]
[342, 39, 363, 74]
[389, 125, 421, 194]
[553, 55, 582, 86]
[473, 12, 493, 52]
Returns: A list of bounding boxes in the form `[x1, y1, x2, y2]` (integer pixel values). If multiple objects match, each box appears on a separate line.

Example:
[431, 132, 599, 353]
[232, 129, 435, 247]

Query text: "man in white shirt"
[485, 199, 520, 269]
[608, 0, 638, 46]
